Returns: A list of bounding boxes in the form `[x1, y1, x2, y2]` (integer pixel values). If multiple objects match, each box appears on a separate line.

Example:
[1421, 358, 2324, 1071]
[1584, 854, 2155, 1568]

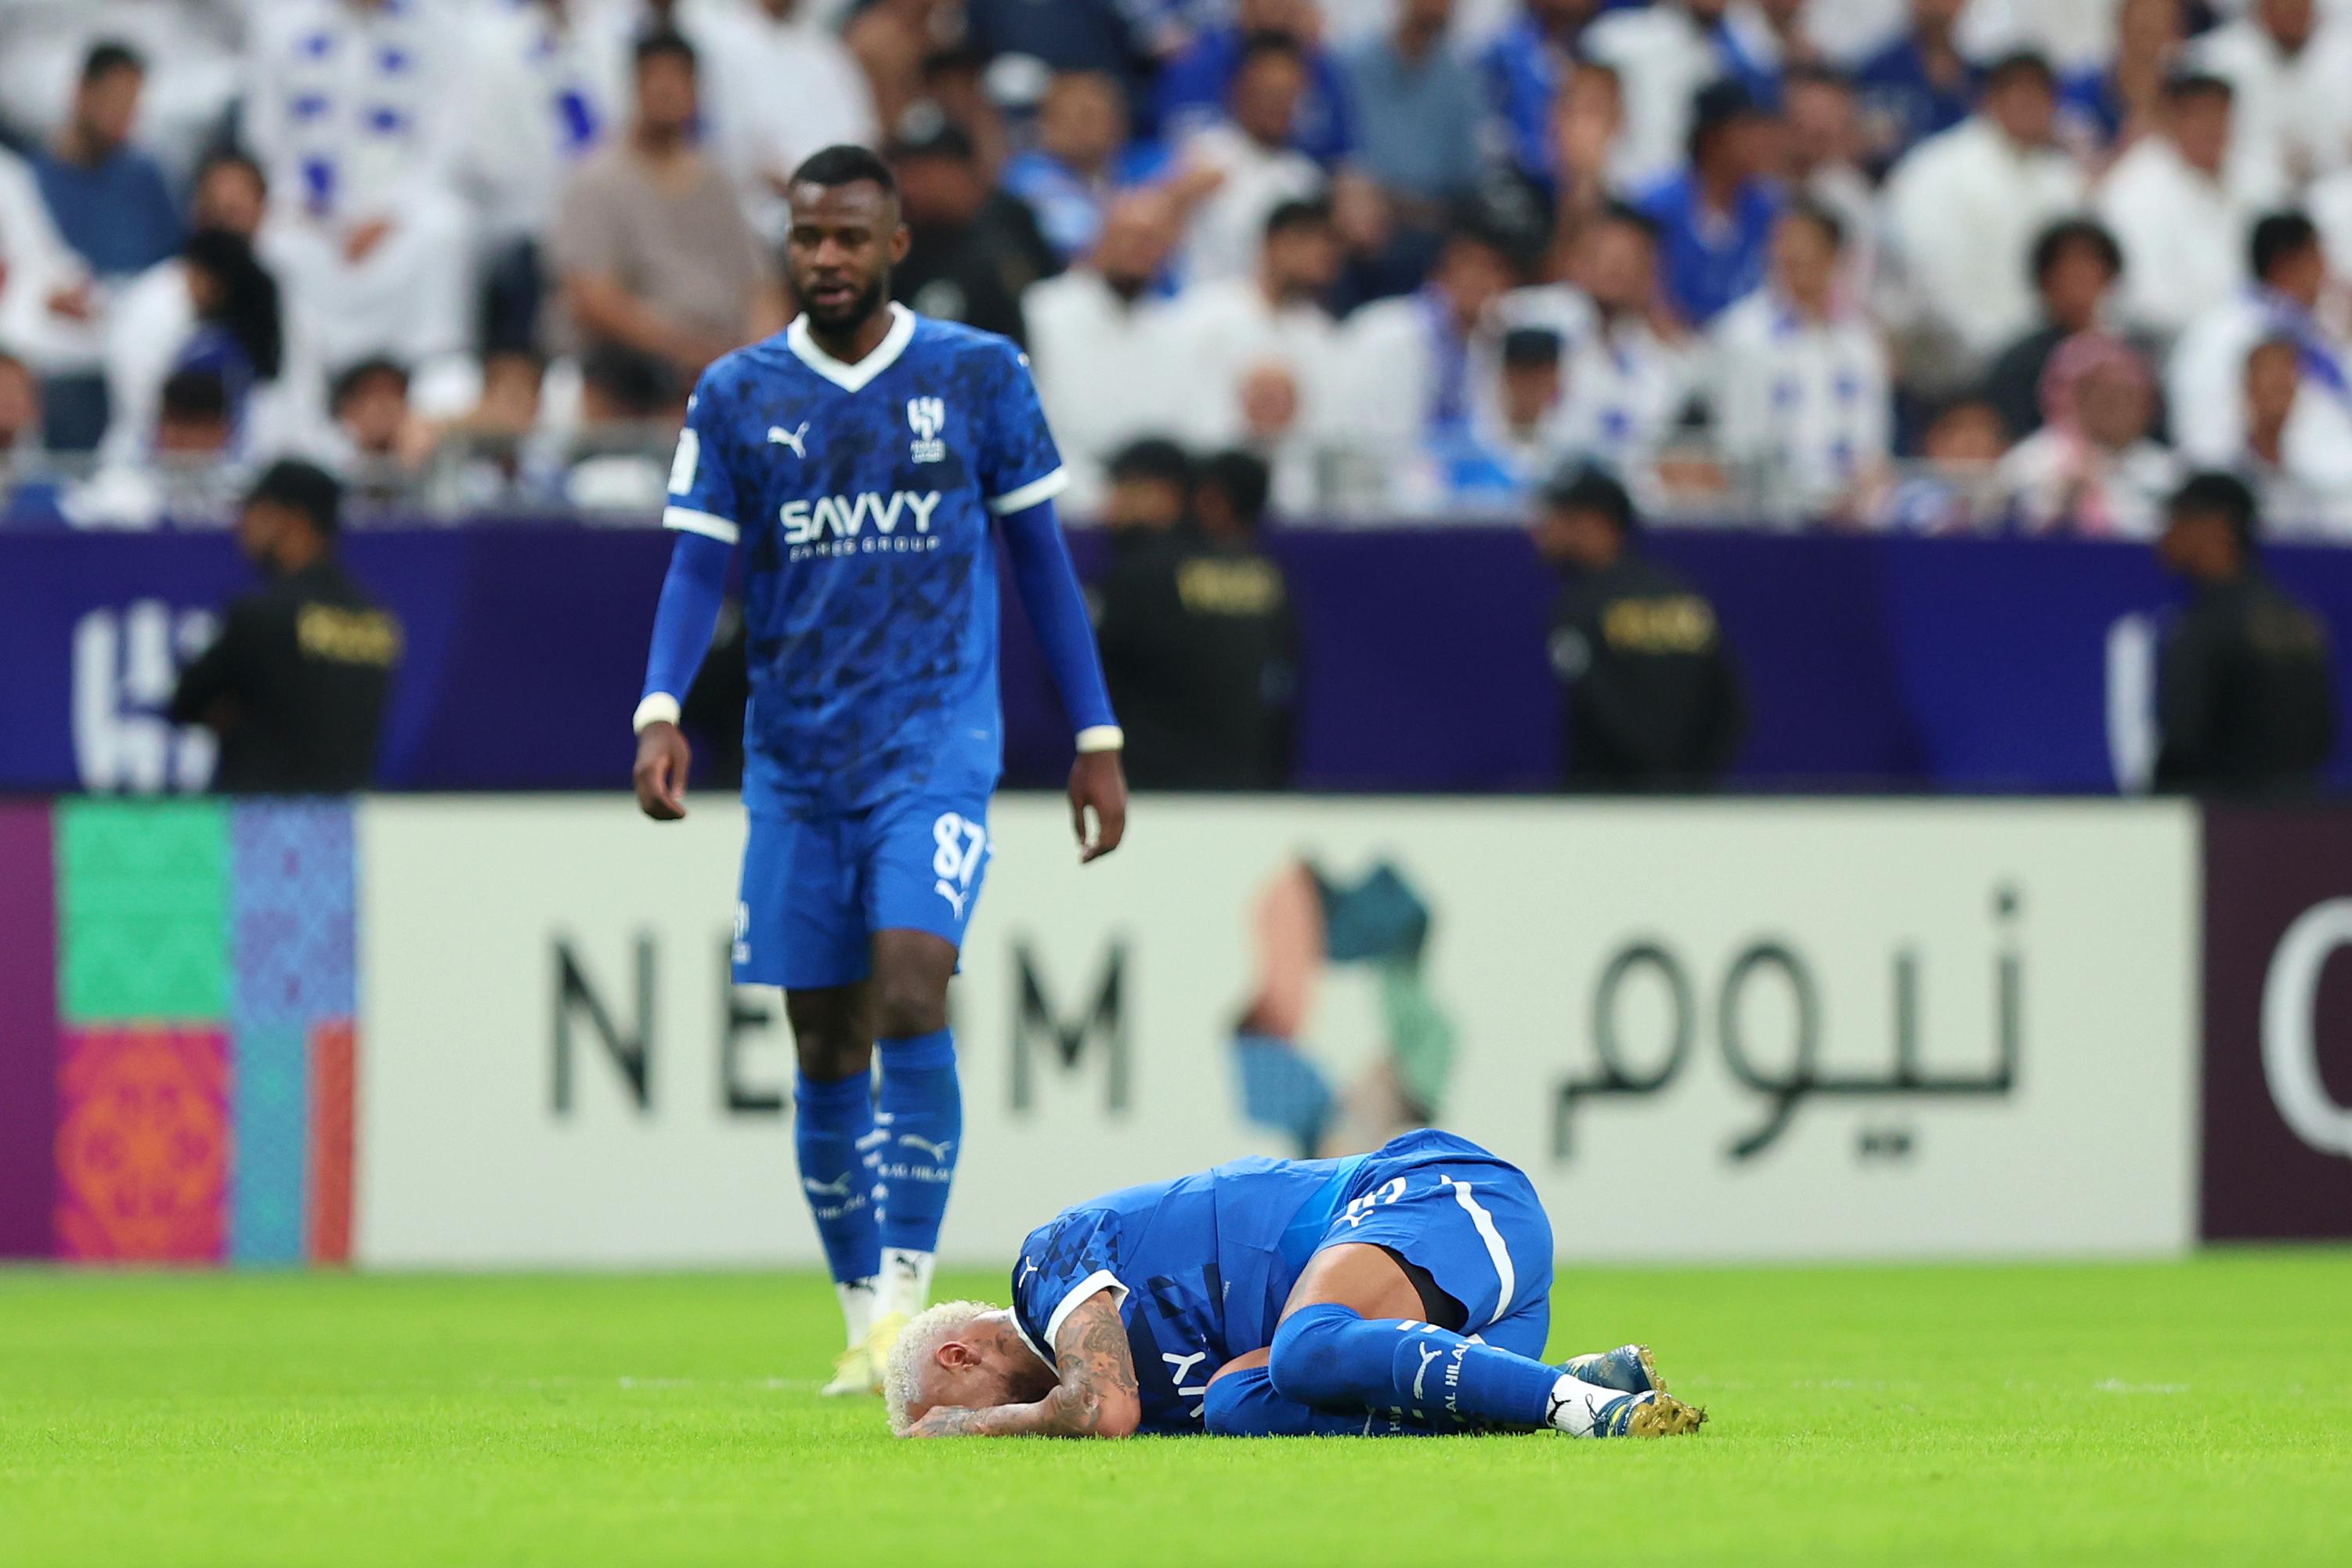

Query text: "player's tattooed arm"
[1038, 1292, 1141, 1436]
[907, 1292, 1141, 1440]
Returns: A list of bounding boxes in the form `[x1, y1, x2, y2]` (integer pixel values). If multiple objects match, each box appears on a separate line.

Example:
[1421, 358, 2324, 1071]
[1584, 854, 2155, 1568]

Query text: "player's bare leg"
[1256, 1243, 1705, 1437]
[784, 984, 886, 1395]
[865, 930, 963, 1359]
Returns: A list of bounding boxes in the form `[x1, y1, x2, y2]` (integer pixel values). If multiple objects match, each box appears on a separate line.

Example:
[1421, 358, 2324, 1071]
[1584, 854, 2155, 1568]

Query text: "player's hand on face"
[1069, 750, 1127, 864]
[902, 1407, 966, 1439]
[633, 721, 692, 821]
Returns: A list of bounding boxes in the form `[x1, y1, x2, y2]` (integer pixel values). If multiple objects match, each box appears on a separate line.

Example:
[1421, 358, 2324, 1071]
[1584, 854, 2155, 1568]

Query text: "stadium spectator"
[1165, 198, 1344, 491]
[244, 0, 475, 385]
[460, 0, 623, 346]
[577, 1, 704, 109]
[1882, 49, 2086, 381]
[912, 45, 1016, 179]
[1002, 71, 1167, 264]
[168, 458, 399, 793]
[64, 368, 241, 529]
[99, 223, 287, 476]
[1707, 201, 1890, 525]
[1097, 437, 1192, 537]
[1535, 463, 1743, 790]
[1481, 0, 1601, 186]
[2235, 335, 2352, 537]
[2058, 0, 2185, 155]
[1582, 0, 1776, 190]
[1984, 218, 2126, 441]
[22, 42, 182, 451]
[1852, 0, 1981, 175]
[32, 43, 182, 291]
[2170, 211, 2351, 468]
[1440, 325, 1570, 504]
[1158, 0, 1358, 168]
[2186, 0, 2352, 188]
[890, 118, 1060, 346]
[327, 356, 425, 496]
[1636, 81, 1783, 327]
[1505, 203, 1695, 477]
[565, 345, 680, 511]
[1780, 65, 1877, 295]
[2095, 72, 2282, 343]
[700, 0, 878, 246]
[2153, 470, 2337, 793]
[1024, 191, 1185, 508]
[1342, 0, 1485, 214]
[546, 31, 782, 392]
[843, 0, 955, 136]
[963, 0, 1155, 106]
[183, 148, 269, 244]
[1997, 333, 2178, 537]
[0, 2, 243, 186]
[1878, 393, 2010, 532]
[1343, 220, 1520, 475]
[103, 154, 311, 463]
[1537, 58, 1631, 240]
[1097, 448, 1297, 789]
[1176, 34, 1331, 285]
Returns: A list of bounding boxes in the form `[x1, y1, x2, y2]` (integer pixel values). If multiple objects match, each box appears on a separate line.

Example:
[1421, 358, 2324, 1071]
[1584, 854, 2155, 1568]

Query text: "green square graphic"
[58, 800, 229, 1024]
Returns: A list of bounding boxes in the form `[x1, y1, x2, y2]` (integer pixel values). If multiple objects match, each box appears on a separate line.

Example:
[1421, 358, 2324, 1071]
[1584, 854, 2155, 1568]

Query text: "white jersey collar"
[786, 302, 916, 393]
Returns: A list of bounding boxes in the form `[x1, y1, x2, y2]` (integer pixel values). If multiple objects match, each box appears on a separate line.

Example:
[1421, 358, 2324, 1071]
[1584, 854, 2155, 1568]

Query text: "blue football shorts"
[732, 789, 993, 991]
[1312, 1129, 1556, 1359]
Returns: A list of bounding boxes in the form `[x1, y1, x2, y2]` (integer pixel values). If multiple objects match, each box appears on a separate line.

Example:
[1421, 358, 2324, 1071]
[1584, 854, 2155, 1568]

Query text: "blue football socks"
[875, 1028, 962, 1317]
[793, 1069, 880, 1292]
[1267, 1302, 1561, 1431]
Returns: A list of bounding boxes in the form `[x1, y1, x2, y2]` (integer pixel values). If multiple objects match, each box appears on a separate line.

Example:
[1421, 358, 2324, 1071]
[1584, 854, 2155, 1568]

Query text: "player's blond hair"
[883, 1299, 1003, 1435]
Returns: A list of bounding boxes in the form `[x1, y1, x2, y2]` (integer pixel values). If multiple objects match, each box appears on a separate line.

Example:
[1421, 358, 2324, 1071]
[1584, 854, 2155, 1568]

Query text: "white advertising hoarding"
[357, 797, 2198, 1267]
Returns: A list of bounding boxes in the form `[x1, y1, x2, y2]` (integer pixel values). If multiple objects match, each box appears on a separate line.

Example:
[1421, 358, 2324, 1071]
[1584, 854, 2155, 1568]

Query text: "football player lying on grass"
[886, 1130, 1707, 1439]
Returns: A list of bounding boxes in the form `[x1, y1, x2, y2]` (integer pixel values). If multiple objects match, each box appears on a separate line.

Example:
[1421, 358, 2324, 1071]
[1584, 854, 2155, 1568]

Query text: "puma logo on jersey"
[802, 1172, 856, 1198]
[1412, 1342, 1443, 1402]
[898, 1134, 956, 1162]
[934, 879, 969, 920]
[781, 490, 941, 545]
[767, 422, 810, 458]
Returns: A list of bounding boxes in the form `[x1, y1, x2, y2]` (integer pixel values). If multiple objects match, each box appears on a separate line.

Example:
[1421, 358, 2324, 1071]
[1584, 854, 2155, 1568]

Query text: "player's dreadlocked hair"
[790, 143, 897, 197]
[883, 1299, 1002, 1435]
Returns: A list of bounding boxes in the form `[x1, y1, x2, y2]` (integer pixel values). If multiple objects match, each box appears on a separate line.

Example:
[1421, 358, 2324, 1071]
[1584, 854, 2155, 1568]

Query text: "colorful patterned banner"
[55, 1024, 231, 1263]
[1, 798, 360, 1264]
[0, 804, 57, 1255]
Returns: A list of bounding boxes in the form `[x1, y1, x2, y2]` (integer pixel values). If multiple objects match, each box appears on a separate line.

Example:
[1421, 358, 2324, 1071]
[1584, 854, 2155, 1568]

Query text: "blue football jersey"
[1009, 1153, 1370, 1435]
[663, 305, 1068, 814]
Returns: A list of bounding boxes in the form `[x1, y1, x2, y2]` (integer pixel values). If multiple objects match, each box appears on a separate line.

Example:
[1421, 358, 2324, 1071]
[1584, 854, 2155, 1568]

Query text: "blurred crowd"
[5, 0, 2352, 534]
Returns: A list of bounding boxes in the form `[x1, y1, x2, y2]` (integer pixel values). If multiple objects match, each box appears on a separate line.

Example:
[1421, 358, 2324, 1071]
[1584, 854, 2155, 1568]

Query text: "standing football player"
[630, 145, 1127, 1395]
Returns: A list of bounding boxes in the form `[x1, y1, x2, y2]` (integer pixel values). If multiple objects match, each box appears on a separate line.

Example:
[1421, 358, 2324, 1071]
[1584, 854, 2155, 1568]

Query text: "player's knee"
[1267, 1302, 1357, 1407]
[870, 977, 948, 1041]
[791, 1032, 870, 1081]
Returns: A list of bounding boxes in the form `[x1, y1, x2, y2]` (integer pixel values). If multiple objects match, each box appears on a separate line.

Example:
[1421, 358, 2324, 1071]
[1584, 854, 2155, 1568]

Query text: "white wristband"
[1075, 725, 1125, 754]
[633, 693, 681, 734]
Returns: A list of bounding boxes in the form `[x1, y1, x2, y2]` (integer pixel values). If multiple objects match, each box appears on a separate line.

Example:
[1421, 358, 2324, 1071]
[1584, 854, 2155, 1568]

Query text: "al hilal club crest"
[907, 397, 946, 463]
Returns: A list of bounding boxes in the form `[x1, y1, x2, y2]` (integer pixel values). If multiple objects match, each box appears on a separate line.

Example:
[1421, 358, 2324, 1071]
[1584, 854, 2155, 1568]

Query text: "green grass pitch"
[3, 1252, 2347, 1567]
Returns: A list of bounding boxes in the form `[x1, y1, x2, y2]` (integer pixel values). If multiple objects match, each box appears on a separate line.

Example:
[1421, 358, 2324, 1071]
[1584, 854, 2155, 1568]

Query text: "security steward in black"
[1096, 446, 1298, 789]
[169, 460, 400, 793]
[2153, 471, 2336, 794]
[1534, 464, 1742, 790]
